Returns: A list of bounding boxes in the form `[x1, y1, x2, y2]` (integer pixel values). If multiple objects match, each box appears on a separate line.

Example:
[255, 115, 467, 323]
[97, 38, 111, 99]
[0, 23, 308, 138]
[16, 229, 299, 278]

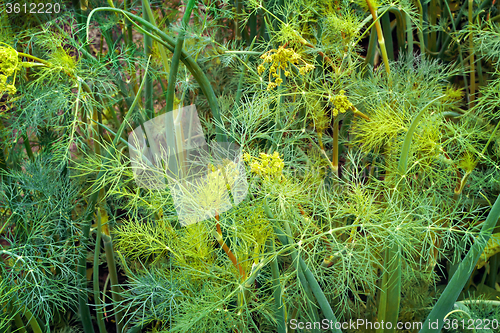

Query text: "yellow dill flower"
[0, 43, 19, 95]
[243, 152, 252, 162]
[330, 90, 353, 116]
[0, 74, 16, 95]
[245, 151, 285, 180]
[0, 43, 18, 77]
[257, 45, 314, 90]
[257, 64, 266, 75]
[267, 82, 277, 91]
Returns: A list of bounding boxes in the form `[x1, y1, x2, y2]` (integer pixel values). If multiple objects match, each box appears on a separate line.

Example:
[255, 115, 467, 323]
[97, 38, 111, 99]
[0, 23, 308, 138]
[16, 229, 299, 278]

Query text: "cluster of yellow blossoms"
[243, 151, 284, 180]
[257, 46, 314, 90]
[0, 44, 19, 95]
[329, 89, 353, 116]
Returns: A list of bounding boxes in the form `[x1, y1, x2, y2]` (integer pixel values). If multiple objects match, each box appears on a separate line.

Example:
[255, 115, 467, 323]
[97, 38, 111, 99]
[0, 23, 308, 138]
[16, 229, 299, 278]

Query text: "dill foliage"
[1, 0, 500, 332]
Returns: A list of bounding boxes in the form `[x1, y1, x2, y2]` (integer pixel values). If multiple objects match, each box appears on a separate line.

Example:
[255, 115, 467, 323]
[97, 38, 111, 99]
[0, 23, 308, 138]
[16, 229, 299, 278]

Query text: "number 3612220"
[6, 2, 61, 14]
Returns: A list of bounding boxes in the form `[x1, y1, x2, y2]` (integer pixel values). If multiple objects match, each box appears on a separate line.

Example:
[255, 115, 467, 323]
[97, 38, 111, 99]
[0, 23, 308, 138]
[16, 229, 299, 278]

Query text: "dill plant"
[1, 0, 500, 332]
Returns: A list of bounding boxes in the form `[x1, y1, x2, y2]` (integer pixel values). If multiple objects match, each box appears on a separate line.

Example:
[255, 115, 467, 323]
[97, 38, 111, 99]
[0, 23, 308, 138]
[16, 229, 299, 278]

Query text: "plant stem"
[93, 208, 107, 333]
[406, 12, 413, 61]
[165, 0, 197, 113]
[269, 239, 286, 333]
[234, 37, 257, 108]
[331, 117, 340, 177]
[142, 0, 154, 120]
[365, 0, 391, 76]
[87, 7, 225, 142]
[442, 0, 470, 105]
[428, 0, 438, 53]
[364, 26, 377, 70]
[13, 313, 27, 333]
[78, 58, 150, 333]
[101, 214, 123, 333]
[438, 0, 468, 59]
[17, 52, 50, 65]
[234, 0, 242, 40]
[376, 244, 401, 333]
[213, 214, 245, 278]
[22, 134, 34, 161]
[398, 95, 445, 174]
[468, 0, 475, 109]
[21, 305, 42, 333]
[143, 0, 171, 81]
[487, 253, 500, 288]
[380, 12, 394, 61]
[415, 0, 425, 55]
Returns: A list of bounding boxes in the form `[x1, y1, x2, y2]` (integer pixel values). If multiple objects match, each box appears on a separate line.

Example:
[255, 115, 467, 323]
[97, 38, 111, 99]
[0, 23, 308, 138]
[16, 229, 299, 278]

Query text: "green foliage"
[1, 0, 500, 332]
[0, 156, 82, 329]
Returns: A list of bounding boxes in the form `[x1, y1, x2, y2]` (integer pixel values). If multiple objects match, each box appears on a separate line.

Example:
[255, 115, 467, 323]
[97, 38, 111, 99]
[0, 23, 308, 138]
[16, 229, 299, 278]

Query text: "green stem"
[93, 208, 107, 333]
[380, 12, 394, 61]
[249, 12, 257, 41]
[124, 0, 133, 47]
[142, 0, 154, 119]
[22, 134, 34, 161]
[415, 0, 425, 55]
[406, 12, 413, 60]
[332, 117, 340, 177]
[477, 58, 484, 87]
[384, 96, 444, 333]
[398, 95, 445, 174]
[376, 244, 401, 333]
[165, 0, 196, 113]
[297, 256, 341, 333]
[143, 0, 171, 80]
[234, 37, 257, 108]
[264, 202, 320, 331]
[468, 0, 475, 110]
[364, 26, 377, 70]
[13, 313, 26, 333]
[365, 0, 390, 76]
[77, 58, 150, 333]
[422, 1, 428, 47]
[428, 0, 438, 52]
[269, 239, 286, 333]
[442, 0, 470, 105]
[86, 7, 225, 142]
[384, 8, 405, 54]
[235, 0, 242, 40]
[17, 52, 50, 66]
[101, 218, 123, 333]
[21, 305, 42, 333]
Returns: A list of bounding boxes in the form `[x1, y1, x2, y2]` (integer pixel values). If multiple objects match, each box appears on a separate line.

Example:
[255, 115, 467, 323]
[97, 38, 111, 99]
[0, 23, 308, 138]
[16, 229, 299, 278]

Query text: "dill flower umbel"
[0, 75, 16, 95]
[257, 46, 314, 90]
[244, 151, 285, 180]
[0, 43, 19, 95]
[329, 90, 353, 116]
